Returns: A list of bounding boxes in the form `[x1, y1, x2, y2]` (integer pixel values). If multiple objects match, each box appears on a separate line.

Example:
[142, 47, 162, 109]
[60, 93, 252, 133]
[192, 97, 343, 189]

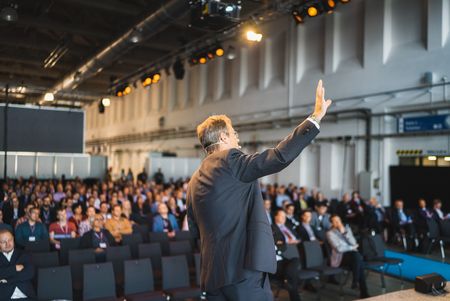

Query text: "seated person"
[272, 209, 300, 245]
[131, 196, 153, 226]
[78, 206, 96, 237]
[297, 209, 319, 242]
[0, 211, 12, 232]
[0, 229, 36, 299]
[271, 210, 301, 301]
[327, 214, 369, 299]
[49, 208, 77, 250]
[264, 199, 273, 225]
[390, 199, 417, 249]
[15, 207, 49, 248]
[310, 201, 331, 240]
[153, 203, 179, 238]
[432, 199, 450, 221]
[365, 197, 386, 234]
[284, 204, 300, 232]
[81, 214, 115, 261]
[99, 201, 111, 220]
[105, 204, 132, 243]
[2, 195, 24, 227]
[40, 196, 56, 229]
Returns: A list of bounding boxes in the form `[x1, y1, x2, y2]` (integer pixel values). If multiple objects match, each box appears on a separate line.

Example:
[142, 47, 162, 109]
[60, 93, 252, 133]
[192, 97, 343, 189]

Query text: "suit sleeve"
[227, 119, 319, 183]
[186, 192, 200, 239]
[8, 253, 35, 284]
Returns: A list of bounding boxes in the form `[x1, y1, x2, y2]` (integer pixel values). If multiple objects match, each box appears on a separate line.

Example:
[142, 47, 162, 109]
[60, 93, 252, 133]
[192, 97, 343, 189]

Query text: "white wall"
[85, 0, 450, 205]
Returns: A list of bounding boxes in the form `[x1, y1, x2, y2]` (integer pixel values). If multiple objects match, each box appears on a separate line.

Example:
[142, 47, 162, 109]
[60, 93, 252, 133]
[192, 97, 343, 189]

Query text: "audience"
[0, 229, 36, 299]
[327, 214, 369, 299]
[0, 172, 448, 300]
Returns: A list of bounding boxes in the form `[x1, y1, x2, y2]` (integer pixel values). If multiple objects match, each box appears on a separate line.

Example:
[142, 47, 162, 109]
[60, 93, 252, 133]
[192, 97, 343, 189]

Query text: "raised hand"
[313, 80, 332, 121]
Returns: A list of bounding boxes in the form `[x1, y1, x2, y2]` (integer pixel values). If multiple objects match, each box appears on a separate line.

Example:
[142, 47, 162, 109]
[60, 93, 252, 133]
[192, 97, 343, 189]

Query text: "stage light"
[322, 0, 336, 12]
[226, 45, 236, 60]
[101, 97, 111, 107]
[189, 57, 199, 65]
[199, 55, 207, 64]
[152, 73, 161, 83]
[207, 51, 215, 60]
[117, 91, 123, 97]
[173, 58, 185, 80]
[428, 156, 437, 161]
[340, 0, 350, 3]
[44, 92, 54, 102]
[215, 46, 224, 57]
[246, 30, 263, 42]
[307, 6, 319, 17]
[292, 7, 307, 24]
[123, 85, 132, 95]
[142, 76, 152, 87]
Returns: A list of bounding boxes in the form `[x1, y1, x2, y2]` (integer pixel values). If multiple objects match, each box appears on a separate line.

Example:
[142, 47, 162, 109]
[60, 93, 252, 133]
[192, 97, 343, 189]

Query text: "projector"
[415, 273, 447, 295]
[202, 0, 241, 19]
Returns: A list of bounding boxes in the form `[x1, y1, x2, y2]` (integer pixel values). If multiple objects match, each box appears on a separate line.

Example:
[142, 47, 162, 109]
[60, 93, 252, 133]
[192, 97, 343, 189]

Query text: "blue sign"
[398, 114, 450, 133]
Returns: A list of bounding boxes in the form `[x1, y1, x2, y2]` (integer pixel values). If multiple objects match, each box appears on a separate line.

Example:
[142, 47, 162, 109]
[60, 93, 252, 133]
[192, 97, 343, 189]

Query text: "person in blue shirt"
[15, 207, 49, 248]
[153, 203, 179, 238]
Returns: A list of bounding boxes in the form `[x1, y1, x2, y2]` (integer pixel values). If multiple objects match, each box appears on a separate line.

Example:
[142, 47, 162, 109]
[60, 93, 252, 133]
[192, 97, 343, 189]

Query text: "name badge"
[99, 243, 107, 249]
[29, 236, 36, 242]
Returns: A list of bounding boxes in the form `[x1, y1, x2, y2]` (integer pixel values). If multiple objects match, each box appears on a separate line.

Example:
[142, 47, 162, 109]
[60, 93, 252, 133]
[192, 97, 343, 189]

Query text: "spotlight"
[292, 7, 307, 24]
[207, 51, 215, 60]
[198, 55, 208, 64]
[307, 5, 319, 17]
[142, 75, 152, 87]
[340, 0, 350, 3]
[152, 73, 161, 83]
[0, 4, 18, 22]
[214, 46, 224, 57]
[322, 0, 336, 12]
[123, 85, 132, 95]
[189, 57, 199, 66]
[129, 28, 143, 43]
[101, 98, 111, 107]
[44, 92, 54, 102]
[116, 91, 123, 97]
[173, 58, 185, 80]
[246, 30, 263, 42]
[226, 45, 236, 60]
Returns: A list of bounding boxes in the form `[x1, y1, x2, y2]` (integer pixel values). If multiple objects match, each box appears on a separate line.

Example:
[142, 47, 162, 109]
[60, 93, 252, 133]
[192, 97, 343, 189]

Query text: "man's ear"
[219, 131, 228, 142]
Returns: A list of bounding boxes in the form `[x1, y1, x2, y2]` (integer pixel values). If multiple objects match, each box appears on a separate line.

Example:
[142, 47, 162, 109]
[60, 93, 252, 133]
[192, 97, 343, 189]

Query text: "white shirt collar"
[3, 249, 14, 261]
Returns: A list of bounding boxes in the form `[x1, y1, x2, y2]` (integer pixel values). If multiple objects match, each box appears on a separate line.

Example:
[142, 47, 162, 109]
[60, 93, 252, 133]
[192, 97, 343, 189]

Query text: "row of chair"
[37, 255, 201, 301]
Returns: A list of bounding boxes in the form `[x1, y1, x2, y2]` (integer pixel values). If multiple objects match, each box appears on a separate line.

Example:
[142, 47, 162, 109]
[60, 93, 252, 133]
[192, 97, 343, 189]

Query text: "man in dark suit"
[0, 229, 36, 299]
[297, 209, 319, 242]
[187, 80, 331, 300]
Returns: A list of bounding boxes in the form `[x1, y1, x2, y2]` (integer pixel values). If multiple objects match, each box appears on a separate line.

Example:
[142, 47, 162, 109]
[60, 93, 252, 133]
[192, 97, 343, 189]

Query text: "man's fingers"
[316, 80, 323, 97]
[325, 99, 332, 108]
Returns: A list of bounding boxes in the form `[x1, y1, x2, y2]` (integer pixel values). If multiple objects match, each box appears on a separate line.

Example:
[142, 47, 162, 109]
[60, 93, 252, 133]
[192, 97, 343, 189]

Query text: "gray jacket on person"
[326, 225, 357, 267]
[187, 119, 319, 291]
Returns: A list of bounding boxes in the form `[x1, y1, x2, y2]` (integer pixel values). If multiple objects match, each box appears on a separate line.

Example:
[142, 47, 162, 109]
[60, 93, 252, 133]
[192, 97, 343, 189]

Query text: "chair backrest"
[60, 237, 81, 264]
[133, 224, 150, 242]
[194, 253, 201, 286]
[162, 255, 190, 290]
[31, 251, 59, 269]
[83, 262, 116, 300]
[284, 244, 300, 260]
[68, 248, 96, 291]
[360, 236, 377, 261]
[24, 239, 50, 253]
[175, 230, 192, 241]
[124, 258, 155, 295]
[441, 220, 450, 237]
[38, 265, 73, 300]
[123, 233, 143, 258]
[302, 241, 324, 268]
[169, 240, 192, 256]
[149, 232, 169, 242]
[427, 218, 440, 238]
[138, 242, 162, 270]
[106, 245, 132, 262]
[68, 248, 96, 265]
[372, 234, 386, 257]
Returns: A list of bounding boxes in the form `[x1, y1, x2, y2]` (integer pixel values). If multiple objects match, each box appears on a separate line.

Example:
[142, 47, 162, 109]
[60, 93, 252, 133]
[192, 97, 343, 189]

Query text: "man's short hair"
[196, 115, 232, 152]
[274, 209, 285, 217]
[316, 201, 328, 208]
[300, 209, 312, 217]
[0, 228, 13, 237]
[329, 214, 340, 222]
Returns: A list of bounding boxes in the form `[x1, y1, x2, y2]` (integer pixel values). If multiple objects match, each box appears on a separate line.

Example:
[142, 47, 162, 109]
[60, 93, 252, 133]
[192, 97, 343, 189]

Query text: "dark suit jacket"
[0, 249, 36, 299]
[187, 119, 319, 291]
[80, 229, 116, 249]
[296, 223, 318, 242]
[2, 202, 24, 226]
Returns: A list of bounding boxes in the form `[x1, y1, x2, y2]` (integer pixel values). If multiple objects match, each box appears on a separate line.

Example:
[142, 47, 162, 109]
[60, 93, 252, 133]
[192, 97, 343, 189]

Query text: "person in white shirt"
[0, 229, 36, 299]
[432, 199, 450, 220]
